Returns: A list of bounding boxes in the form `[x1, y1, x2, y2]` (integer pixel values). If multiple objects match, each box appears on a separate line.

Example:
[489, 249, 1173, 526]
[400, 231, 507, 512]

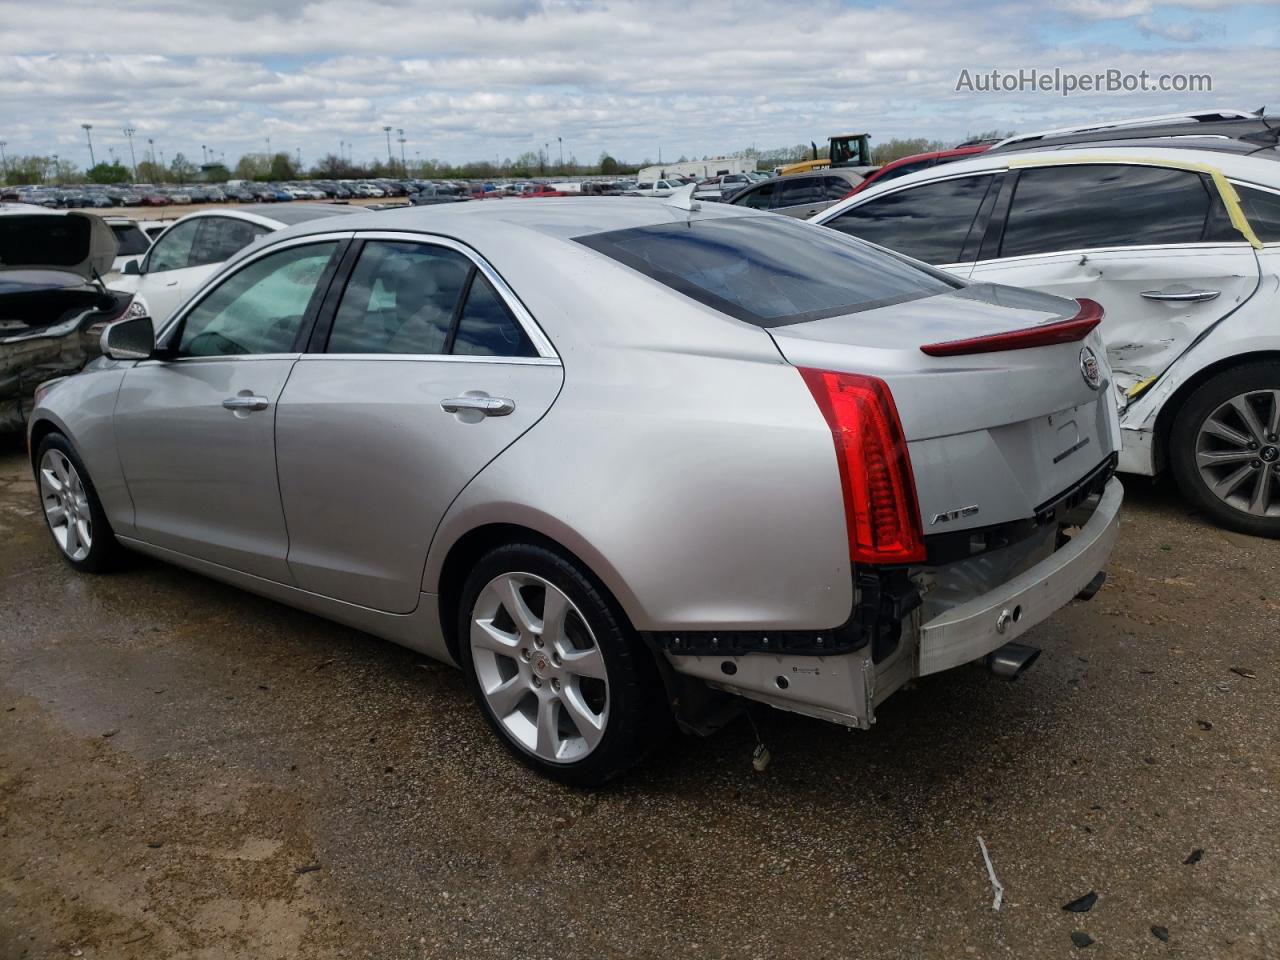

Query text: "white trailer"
[637, 156, 758, 183]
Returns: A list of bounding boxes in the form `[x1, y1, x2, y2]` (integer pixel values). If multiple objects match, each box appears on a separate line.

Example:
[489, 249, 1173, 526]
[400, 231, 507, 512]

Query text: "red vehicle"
[844, 144, 991, 198]
[137, 191, 172, 206]
[525, 183, 572, 198]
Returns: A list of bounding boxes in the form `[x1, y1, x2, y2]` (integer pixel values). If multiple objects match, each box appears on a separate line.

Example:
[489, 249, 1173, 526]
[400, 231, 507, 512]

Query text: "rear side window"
[1000, 164, 1211, 258]
[824, 174, 995, 265]
[1236, 184, 1280, 243]
[326, 240, 537, 357]
[576, 215, 959, 327]
[110, 224, 150, 256]
[824, 177, 854, 201]
[452, 275, 536, 357]
[327, 241, 470, 355]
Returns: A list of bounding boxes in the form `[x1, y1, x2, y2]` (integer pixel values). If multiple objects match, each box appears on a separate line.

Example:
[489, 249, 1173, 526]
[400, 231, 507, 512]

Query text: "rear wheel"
[457, 543, 670, 786]
[1169, 363, 1280, 538]
[35, 432, 125, 572]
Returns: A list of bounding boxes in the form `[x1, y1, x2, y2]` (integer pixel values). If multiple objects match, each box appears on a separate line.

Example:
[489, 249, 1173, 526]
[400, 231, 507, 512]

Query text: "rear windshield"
[576, 215, 959, 327]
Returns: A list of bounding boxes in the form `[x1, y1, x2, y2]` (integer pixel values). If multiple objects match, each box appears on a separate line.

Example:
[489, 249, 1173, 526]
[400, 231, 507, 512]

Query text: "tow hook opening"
[985, 642, 1041, 680]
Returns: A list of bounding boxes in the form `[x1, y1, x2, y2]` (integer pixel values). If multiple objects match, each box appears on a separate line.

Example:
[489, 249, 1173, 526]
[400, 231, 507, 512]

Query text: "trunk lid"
[769, 283, 1119, 533]
[0, 209, 118, 280]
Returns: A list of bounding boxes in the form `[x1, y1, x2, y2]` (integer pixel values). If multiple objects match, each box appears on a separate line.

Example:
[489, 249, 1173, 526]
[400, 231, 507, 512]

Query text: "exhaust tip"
[1075, 571, 1106, 602]
[986, 642, 1041, 680]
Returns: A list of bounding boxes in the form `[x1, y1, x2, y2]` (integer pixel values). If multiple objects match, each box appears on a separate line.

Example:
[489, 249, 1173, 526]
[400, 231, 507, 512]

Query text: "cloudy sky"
[0, 0, 1276, 170]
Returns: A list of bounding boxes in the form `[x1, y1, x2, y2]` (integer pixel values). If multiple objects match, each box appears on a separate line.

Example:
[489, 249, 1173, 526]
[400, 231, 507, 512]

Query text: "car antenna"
[665, 182, 701, 223]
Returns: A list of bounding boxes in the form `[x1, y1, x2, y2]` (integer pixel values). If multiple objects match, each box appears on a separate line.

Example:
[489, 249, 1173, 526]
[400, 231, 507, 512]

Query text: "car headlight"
[120, 297, 150, 322]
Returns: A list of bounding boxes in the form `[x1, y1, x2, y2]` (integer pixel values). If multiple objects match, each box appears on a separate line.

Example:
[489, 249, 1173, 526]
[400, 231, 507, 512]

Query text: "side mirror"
[101, 315, 156, 361]
[123, 259, 141, 275]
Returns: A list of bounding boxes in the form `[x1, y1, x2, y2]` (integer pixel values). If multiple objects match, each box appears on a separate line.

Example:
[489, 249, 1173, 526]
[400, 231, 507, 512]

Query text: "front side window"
[175, 242, 337, 357]
[191, 217, 269, 267]
[577, 215, 959, 327]
[147, 219, 200, 273]
[737, 181, 775, 209]
[774, 177, 825, 208]
[824, 174, 995, 264]
[1000, 164, 1212, 258]
[326, 241, 470, 355]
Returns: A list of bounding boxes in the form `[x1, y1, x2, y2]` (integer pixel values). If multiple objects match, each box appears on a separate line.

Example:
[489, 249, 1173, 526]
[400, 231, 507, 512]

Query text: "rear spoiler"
[921, 299, 1103, 356]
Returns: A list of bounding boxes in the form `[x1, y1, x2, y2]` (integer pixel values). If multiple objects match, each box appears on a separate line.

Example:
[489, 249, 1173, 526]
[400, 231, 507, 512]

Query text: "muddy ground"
[1, 440, 1276, 959]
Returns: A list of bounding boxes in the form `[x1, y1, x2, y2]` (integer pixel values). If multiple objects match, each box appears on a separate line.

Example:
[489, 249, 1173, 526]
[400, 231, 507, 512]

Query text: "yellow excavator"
[779, 133, 875, 177]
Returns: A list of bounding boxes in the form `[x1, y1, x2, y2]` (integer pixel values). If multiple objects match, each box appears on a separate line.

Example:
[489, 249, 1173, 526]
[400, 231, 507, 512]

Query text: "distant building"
[637, 156, 758, 182]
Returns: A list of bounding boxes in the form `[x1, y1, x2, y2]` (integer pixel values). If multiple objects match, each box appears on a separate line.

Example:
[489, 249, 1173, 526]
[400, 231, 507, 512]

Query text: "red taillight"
[920, 298, 1104, 357]
[799, 368, 926, 565]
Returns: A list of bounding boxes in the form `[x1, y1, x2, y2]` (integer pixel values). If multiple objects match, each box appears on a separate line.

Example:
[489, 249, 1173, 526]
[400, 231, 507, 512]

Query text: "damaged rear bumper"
[917, 477, 1123, 675]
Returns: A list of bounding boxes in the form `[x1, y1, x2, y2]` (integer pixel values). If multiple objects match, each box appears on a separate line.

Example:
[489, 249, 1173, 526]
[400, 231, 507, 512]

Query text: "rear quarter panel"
[422, 239, 853, 632]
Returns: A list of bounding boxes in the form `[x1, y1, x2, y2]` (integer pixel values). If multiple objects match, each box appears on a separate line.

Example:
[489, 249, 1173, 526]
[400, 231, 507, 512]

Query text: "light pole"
[0, 141, 7, 180]
[82, 124, 95, 167]
[51, 154, 59, 185]
[201, 144, 207, 164]
[397, 129, 406, 174]
[122, 127, 138, 180]
[383, 126, 393, 170]
[558, 136, 563, 168]
[545, 142, 550, 174]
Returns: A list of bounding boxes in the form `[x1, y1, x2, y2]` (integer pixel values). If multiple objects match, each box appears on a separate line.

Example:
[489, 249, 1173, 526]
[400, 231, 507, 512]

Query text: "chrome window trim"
[339, 230, 559, 361]
[969, 240, 1254, 269]
[295, 354, 561, 367]
[155, 231, 355, 346]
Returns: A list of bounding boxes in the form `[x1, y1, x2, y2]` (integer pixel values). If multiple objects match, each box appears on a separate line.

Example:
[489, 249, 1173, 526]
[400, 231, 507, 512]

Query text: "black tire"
[456, 543, 672, 786]
[1169, 362, 1280, 538]
[33, 432, 126, 572]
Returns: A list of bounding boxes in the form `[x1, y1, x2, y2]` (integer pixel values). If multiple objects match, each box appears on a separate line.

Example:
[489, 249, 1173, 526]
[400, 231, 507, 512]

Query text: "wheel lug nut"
[551, 678, 561, 692]
[520, 648, 531, 661]
[532, 676, 542, 688]
[552, 653, 562, 666]
[533, 637, 544, 648]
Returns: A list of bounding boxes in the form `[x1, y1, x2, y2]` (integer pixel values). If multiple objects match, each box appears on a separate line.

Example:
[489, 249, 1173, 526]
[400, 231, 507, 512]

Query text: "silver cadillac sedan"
[28, 197, 1123, 784]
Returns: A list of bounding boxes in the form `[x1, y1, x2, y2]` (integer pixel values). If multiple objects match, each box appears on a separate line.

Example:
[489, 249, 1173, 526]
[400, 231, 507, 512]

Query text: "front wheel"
[457, 543, 671, 786]
[35, 432, 125, 572]
[1169, 363, 1280, 538]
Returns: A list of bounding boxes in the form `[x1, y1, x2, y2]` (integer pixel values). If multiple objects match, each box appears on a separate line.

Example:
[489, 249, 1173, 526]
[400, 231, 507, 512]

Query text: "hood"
[0, 210, 118, 280]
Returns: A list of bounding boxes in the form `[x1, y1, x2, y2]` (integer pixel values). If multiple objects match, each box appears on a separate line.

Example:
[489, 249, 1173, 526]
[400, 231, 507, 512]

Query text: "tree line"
[2, 131, 1014, 186]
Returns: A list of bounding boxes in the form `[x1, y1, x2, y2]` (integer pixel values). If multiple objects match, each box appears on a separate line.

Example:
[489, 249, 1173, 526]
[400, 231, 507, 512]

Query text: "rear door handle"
[1140, 288, 1221, 303]
[441, 396, 515, 417]
[222, 395, 270, 412]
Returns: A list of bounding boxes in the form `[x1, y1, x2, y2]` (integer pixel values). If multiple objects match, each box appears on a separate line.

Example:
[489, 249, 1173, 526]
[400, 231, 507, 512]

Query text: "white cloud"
[0, 0, 1272, 168]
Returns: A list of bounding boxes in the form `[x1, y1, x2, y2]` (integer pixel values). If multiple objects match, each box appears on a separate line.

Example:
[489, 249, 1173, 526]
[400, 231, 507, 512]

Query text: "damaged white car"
[813, 136, 1280, 536]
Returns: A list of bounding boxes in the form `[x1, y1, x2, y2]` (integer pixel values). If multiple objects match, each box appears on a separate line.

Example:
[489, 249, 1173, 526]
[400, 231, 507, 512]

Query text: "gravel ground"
[1, 440, 1277, 959]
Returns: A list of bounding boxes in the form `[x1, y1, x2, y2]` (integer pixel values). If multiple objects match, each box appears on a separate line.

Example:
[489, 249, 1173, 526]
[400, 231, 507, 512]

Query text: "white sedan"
[812, 140, 1280, 537]
[110, 205, 358, 326]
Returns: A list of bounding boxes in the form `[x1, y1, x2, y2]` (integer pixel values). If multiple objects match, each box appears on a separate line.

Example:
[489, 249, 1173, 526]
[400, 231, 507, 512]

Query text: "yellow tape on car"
[1006, 153, 1264, 250]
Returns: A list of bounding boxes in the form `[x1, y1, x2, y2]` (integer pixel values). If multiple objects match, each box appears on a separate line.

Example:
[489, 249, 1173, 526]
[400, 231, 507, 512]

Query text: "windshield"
[576, 215, 959, 327]
[110, 224, 150, 255]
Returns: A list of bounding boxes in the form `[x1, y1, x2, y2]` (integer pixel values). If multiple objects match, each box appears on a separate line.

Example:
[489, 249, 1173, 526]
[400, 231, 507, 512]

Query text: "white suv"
[813, 139, 1280, 536]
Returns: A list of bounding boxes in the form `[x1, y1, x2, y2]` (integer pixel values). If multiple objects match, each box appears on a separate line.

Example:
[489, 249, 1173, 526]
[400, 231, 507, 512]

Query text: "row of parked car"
[6, 107, 1279, 785]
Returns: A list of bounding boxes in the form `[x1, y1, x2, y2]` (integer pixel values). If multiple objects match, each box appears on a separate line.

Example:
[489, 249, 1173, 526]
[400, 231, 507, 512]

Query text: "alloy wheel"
[470, 572, 610, 764]
[1195, 388, 1280, 517]
[39, 449, 93, 561]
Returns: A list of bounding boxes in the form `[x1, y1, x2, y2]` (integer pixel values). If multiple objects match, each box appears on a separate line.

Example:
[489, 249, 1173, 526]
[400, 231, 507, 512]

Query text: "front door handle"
[441, 396, 516, 417]
[1140, 288, 1221, 303]
[222, 395, 270, 412]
